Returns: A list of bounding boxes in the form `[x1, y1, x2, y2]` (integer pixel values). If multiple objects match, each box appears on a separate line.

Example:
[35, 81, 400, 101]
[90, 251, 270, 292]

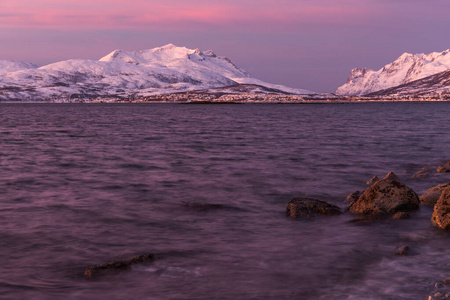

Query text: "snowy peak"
[336, 49, 450, 95]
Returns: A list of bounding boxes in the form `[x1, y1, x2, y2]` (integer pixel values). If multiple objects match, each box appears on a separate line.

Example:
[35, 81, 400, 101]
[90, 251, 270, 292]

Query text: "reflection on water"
[0, 103, 449, 299]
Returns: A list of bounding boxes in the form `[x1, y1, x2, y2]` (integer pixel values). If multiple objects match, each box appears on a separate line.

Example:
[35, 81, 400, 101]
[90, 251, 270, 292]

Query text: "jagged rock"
[431, 187, 450, 230]
[395, 245, 409, 256]
[344, 191, 360, 205]
[393, 212, 411, 219]
[437, 166, 450, 173]
[349, 174, 419, 216]
[383, 171, 399, 182]
[420, 183, 450, 205]
[286, 197, 341, 218]
[84, 254, 154, 278]
[366, 176, 380, 185]
[412, 171, 430, 179]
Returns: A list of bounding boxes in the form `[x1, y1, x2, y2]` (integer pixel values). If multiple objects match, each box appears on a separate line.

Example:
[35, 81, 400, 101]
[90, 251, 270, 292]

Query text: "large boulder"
[349, 174, 419, 216]
[431, 186, 450, 230]
[287, 197, 341, 218]
[420, 183, 450, 205]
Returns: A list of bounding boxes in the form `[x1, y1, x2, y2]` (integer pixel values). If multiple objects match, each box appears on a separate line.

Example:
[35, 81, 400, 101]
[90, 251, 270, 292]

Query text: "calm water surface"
[0, 103, 449, 299]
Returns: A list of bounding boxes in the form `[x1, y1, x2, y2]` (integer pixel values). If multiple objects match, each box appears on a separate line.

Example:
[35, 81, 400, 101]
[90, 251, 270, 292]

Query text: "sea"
[0, 102, 449, 300]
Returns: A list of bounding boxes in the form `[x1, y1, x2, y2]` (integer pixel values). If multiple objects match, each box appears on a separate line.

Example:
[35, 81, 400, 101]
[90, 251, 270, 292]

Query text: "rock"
[395, 245, 409, 255]
[366, 176, 380, 185]
[84, 254, 154, 278]
[286, 197, 341, 218]
[432, 187, 450, 230]
[383, 171, 399, 182]
[393, 212, 411, 219]
[437, 166, 450, 173]
[420, 183, 450, 205]
[344, 191, 360, 205]
[412, 171, 430, 179]
[444, 279, 450, 285]
[349, 174, 419, 216]
[445, 162, 450, 168]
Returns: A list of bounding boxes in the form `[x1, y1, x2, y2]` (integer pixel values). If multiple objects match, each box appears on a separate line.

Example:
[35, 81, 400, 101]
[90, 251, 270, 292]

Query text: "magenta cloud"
[0, 0, 375, 30]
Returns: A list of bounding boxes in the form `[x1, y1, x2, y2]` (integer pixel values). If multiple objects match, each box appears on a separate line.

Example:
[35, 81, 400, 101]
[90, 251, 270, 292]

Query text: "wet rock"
[366, 176, 379, 185]
[437, 166, 450, 173]
[84, 254, 154, 278]
[432, 187, 450, 230]
[349, 174, 419, 216]
[392, 212, 411, 219]
[412, 170, 431, 179]
[445, 162, 450, 168]
[420, 183, 450, 205]
[344, 191, 360, 205]
[182, 201, 243, 212]
[383, 171, 399, 182]
[444, 279, 450, 285]
[395, 245, 409, 256]
[286, 197, 341, 218]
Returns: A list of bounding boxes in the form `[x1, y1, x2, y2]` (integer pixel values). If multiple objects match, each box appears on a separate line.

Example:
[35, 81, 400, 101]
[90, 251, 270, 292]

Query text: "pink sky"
[1, 0, 449, 92]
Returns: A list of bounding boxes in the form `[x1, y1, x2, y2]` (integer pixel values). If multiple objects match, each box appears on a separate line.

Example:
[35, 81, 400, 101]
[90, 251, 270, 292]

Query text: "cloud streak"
[0, 0, 377, 30]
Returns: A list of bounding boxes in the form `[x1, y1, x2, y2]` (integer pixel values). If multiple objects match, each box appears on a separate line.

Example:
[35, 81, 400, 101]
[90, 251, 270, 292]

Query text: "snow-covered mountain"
[0, 44, 315, 101]
[336, 49, 450, 96]
[365, 69, 450, 97]
[0, 60, 37, 75]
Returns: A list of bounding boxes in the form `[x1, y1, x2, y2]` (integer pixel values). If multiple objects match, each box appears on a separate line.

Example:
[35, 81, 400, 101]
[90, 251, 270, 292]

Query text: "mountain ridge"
[336, 49, 450, 96]
[0, 44, 315, 101]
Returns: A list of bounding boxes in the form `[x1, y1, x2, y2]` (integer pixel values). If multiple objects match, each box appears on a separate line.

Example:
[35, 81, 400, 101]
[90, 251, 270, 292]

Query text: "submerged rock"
[393, 212, 411, 219]
[395, 245, 409, 256]
[349, 173, 419, 216]
[420, 183, 450, 205]
[84, 254, 154, 278]
[286, 197, 341, 218]
[431, 186, 450, 230]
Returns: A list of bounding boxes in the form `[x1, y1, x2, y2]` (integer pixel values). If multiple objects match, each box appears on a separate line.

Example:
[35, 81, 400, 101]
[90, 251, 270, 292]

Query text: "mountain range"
[336, 50, 450, 96]
[2, 45, 450, 101]
[0, 44, 315, 101]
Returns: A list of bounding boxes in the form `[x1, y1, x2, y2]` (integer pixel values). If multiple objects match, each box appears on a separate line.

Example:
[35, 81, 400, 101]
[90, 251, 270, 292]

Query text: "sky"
[0, 0, 449, 92]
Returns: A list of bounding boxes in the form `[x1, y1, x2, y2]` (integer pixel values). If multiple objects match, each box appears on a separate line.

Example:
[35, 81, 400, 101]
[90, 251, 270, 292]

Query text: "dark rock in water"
[286, 197, 341, 218]
[383, 171, 399, 182]
[412, 171, 431, 179]
[431, 186, 450, 230]
[395, 245, 409, 256]
[349, 173, 419, 216]
[445, 162, 450, 168]
[392, 212, 411, 219]
[366, 176, 380, 186]
[420, 183, 450, 205]
[84, 254, 154, 278]
[182, 201, 242, 212]
[344, 191, 360, 205]
[437, 166, 450, 173]
[444, 279, 450, 285]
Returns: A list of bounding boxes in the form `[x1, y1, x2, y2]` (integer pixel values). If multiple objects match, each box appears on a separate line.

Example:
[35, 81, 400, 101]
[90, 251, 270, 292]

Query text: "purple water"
[0, 103, 449, 299]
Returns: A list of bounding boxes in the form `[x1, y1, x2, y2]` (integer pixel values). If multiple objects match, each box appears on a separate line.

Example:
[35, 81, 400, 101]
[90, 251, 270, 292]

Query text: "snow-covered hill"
[336, 49, 450, 96]
[0, 44, 315, 101]
[365, 69, 450, 97]
[0, 60, 37, 75]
